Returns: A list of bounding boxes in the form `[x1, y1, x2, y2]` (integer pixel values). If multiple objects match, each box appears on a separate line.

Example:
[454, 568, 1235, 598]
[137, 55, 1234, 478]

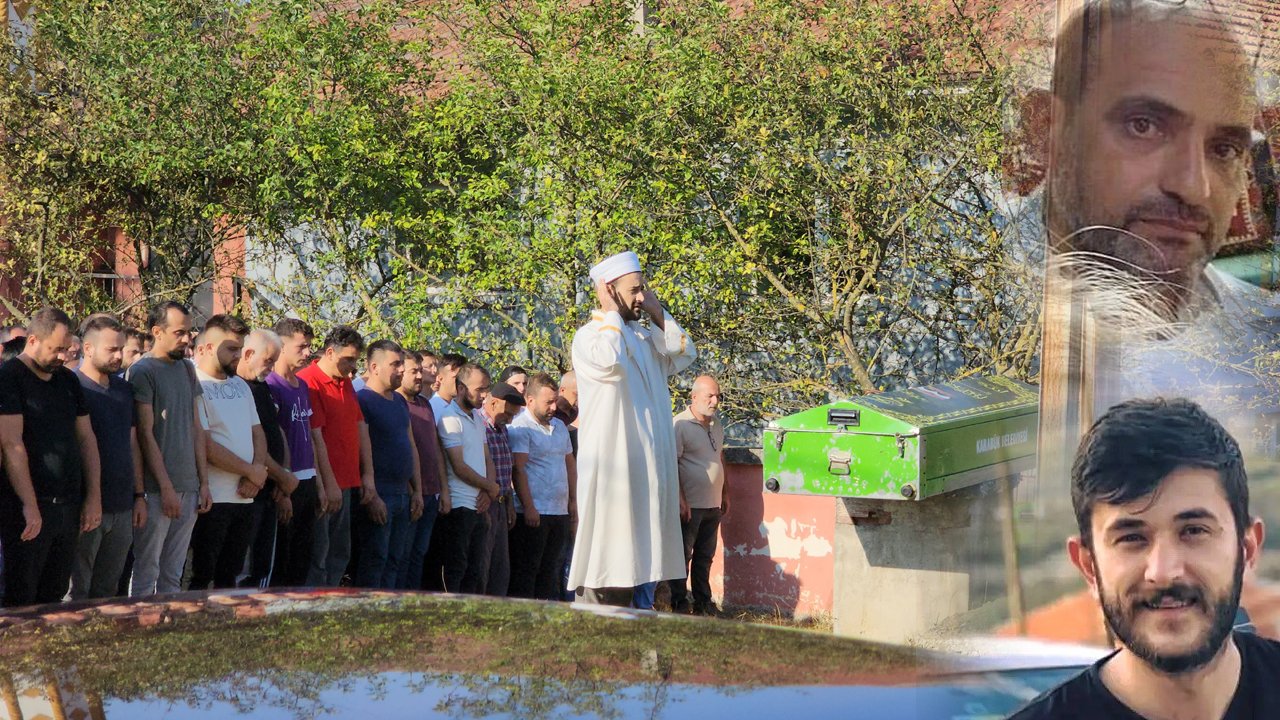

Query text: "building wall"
[712, 459, 836, 618]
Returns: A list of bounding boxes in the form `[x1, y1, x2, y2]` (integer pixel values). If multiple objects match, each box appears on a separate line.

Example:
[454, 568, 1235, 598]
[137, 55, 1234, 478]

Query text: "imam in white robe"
[568, 307, 696, 590]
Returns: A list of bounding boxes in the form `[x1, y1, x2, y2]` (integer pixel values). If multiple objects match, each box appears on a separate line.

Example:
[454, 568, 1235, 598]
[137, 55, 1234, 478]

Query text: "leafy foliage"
[0, 0, 1038, 434]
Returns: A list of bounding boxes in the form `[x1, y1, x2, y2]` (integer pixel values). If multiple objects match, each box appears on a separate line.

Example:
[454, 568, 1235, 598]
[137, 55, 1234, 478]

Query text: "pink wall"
[211, 224, 248, 315]
[712, 462, 836, 618]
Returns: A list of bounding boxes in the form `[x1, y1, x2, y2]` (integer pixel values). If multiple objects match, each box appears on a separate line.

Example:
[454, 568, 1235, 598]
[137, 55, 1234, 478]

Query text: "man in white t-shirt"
[508, 372, 576, 600]
[189, 315, 267, 590]
[434, 362, 497, 593]
[429, 353, 467, 419]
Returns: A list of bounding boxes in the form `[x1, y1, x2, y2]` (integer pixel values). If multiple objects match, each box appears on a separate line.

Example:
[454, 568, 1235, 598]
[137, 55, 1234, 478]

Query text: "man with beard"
[298, 326, 373, 587]
[569, 251, 696, 607]
[1010, 398, 1280, 719]
[0, 307, 101, 606]
[128, 300, 208, 596]
[353, 340, 421, 589]
[1045, 0, 1257, 322]
[70, 314, 144, 600]
[509, 373, 575, 601]
[237, 329, 297, 588]
[398, 350, 446, 590]
[434, 363, 497, 593]
[189, 315, 266, 590]
[121, 327, 147, 373]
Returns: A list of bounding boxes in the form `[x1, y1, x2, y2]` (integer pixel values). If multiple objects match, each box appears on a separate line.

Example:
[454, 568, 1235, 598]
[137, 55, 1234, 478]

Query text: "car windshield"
[914, 666, 1089, 718]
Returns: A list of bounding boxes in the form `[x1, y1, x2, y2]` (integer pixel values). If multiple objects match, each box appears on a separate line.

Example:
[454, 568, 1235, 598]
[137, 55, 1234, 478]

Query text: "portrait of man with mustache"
[1010, 397, 1280, 718]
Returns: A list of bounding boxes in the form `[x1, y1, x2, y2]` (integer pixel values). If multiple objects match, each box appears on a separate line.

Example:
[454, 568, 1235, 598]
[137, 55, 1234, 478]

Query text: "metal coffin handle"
[828, 449, 852, 475]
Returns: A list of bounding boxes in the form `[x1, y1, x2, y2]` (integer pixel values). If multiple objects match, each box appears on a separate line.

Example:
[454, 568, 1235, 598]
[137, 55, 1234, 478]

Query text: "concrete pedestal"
[832, 483, 1000, 643]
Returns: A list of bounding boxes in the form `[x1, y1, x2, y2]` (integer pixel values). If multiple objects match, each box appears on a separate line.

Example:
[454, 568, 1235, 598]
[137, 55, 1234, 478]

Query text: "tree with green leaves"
[0, 0, 263, 317]
[0, 0, 1038, 435]
[392, 0, 1038, 427]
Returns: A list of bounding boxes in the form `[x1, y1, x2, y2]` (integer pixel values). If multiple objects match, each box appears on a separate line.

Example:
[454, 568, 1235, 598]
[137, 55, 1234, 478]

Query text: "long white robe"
[568, 308, 697, 590]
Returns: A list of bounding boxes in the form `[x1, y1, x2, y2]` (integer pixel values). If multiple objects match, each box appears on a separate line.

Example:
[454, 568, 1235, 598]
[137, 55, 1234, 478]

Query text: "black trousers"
[0, 498, 80, 607]
[244, 489, 277, 588]
[507, 513, 570, 600]
[435, 507, 487, 593]
[669, 507, 722, 609]
[189, 502, 255, 590]
[273, 478, 320, 587]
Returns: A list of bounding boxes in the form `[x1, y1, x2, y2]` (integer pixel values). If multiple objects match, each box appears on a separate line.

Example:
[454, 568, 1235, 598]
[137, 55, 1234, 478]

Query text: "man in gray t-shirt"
[126, 301, 209, 596]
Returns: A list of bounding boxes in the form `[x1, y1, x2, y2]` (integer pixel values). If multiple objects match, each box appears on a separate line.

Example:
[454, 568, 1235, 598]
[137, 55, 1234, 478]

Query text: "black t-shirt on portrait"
[1009, 631, 1280, 719]
[0, 357, 89, 503]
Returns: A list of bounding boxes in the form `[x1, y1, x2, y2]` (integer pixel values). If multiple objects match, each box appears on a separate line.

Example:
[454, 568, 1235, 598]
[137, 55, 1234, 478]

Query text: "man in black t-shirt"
[0, 307, 102, 607]
[71, 314, 145, 600]
[237, 329, 297, 588]
[1010, 398, 1280, 719]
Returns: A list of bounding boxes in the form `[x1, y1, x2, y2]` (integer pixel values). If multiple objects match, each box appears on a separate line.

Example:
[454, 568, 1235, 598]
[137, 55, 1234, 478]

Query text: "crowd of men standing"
[0, 286, 728, 613]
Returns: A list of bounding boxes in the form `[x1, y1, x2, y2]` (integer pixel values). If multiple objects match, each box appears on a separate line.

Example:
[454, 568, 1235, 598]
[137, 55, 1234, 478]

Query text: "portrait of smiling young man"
[1011, 398, 1280, 719]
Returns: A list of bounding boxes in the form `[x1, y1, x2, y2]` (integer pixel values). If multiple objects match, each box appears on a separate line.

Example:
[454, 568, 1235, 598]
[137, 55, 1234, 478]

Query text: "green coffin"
[762, 375, 1039, 500]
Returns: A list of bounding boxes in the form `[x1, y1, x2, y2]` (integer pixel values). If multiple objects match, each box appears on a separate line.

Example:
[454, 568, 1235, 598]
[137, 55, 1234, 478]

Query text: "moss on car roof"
[0, 593, 932, 702]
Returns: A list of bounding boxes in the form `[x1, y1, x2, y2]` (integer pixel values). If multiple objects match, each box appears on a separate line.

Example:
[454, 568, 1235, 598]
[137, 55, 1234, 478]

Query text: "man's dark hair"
[418, 349, 438, 363]
[27, 306, 72, 339]
[456, 362, 489, 385]
[322, 325, 365, 354]
[1072, 398, 1249, 548]
[526, 372, 558, 397]
[79, 313, 124, 341]
[403, 350, 423, 364]
[441, 352, 467, 371]
[201, 314, 250, 339]
[366, 339, 403, 362]
[123, 327, 148, 345]
[1, 336, 25, 362]
[499, 365, 527, 382]
[274, 317, 315, 342]
[146, 300, 189, 333]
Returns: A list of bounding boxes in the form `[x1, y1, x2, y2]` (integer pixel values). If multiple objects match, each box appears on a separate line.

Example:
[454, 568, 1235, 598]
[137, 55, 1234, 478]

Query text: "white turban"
[588, 251, 642, 285]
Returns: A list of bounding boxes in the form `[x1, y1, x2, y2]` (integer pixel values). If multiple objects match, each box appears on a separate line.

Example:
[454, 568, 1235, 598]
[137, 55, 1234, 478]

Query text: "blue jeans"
[633, 581, 658, 609]
[355, 492, 413, 589]
[400, 494, 440, 590]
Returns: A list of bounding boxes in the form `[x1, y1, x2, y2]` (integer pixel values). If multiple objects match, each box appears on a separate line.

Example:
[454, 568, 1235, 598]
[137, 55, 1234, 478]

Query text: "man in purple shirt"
[266, 319, 333, 587]
[398, 350, 446, 590]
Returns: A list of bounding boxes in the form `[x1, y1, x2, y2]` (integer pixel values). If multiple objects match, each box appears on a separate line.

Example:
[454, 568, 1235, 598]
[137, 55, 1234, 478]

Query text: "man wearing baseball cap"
[476, 381, 523, 596]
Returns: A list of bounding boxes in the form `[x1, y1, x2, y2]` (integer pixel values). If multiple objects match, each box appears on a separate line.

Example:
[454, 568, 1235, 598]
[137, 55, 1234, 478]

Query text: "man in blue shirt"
[354, 340, 422, 589]
[71, 314, 145, 600]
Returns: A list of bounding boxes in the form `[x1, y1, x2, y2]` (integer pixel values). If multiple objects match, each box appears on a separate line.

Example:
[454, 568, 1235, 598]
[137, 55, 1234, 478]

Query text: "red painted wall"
[712, 462, 836, 618]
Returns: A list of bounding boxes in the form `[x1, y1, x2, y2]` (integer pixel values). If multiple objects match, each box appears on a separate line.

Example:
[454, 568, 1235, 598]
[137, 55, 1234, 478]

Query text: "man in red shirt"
[297, 326, 376, 586]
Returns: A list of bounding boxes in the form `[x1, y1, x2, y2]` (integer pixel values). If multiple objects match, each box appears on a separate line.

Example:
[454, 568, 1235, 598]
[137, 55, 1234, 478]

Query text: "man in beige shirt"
[669, 375, 728, 615]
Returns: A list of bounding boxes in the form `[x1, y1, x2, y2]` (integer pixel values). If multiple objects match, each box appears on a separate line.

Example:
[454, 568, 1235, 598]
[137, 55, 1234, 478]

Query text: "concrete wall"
[712, 455, 1006, 644]
[830, 486, 997, 643]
